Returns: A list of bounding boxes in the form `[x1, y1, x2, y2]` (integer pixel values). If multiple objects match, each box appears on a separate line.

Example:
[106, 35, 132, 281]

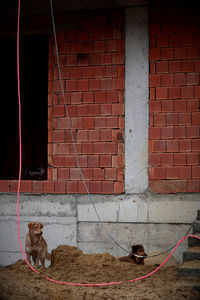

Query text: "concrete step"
[188, 233, 200, 247]
[193, 221, 200, 234]
[183, 246, 200, 262]
[179, 260, 200, 279]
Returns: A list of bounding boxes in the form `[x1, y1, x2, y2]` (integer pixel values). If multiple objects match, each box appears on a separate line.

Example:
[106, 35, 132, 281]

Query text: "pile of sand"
[0, 245, 199, 299]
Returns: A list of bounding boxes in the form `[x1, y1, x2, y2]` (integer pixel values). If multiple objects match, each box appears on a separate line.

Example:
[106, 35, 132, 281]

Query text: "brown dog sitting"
[119, 244, 147, 265]
[25, 222, 51, 268]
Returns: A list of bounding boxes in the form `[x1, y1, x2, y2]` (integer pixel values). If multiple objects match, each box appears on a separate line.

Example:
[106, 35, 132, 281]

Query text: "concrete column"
[125, 7, 149, 193]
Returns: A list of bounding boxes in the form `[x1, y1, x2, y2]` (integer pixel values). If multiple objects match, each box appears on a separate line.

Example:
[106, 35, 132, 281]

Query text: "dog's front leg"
[26, 253, 31, 265]
[34, 255, 40, 268]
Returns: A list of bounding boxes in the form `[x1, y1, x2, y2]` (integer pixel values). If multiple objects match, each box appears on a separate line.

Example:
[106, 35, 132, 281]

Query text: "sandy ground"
[0, 245, 199, 300]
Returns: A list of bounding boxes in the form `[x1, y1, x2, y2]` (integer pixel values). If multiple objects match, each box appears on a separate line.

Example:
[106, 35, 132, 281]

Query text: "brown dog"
[119, 244, 147, 265]
[25, 222, 51, 268]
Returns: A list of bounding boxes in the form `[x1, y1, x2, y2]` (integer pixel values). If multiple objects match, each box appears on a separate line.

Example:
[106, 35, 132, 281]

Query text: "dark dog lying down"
[119, 244, 147, 265]
[25, 222, 51, 268]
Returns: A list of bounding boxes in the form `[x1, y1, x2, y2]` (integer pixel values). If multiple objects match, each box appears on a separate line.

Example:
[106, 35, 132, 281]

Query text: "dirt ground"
[0, 245, 199, 300]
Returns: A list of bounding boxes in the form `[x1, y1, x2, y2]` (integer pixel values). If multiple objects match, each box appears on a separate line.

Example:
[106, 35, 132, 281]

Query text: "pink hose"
[17, 0, 200, 287]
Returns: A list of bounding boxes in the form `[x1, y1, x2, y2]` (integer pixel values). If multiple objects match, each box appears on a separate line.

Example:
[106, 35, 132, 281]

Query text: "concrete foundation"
[0, 193, 199, 266]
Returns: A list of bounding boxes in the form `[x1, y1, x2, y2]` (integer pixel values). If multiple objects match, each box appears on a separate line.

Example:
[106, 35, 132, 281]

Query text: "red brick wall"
[47, 10, 125, 194]
[0, 10, 124, 194]
[149, 5, 200, 193]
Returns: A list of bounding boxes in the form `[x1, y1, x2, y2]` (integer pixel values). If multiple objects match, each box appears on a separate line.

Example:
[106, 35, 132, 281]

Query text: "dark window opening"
[0, 35, 49, 180]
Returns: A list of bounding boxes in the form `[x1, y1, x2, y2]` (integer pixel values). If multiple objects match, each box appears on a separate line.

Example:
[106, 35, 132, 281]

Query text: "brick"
[166, 167, 179, 179]
[174, 100, 186, 112]
[186, 126, 199, 138]
[187, 180, 200, 193]
[161, 127, 173, 139]
[169, 61, 181, 73]
[71, 92, 82, 104]
[43, 181, 54, 194]
[194, 86, 200, 97]
[161, 48, 173, 60]
[157, 35, 168, 47]
[88, 155, 99, 167]
[65, 80, 77, 91]
[89, 79, 101, 91]
[77, 79, 89, 91]
[187, 99, 199, 112]
[149, 75, 161, 87]
[21, 180, 32, 193]
[194, 60, 200, 71]
[181, 60, 194, 72]
[65, 156, 76, 167]
[53, 155, 65, 167]
[89, 29, 101, 40]
[83, 92, 94, 103]
[77, 104, 89, 116]
[149, 167, 166, 179]
[95, 117, 106, 128]
[100, 155, 112, 167]
[179, 140, 191, 152]
[70, 168, 81, 180]
[150, 61, 156, 74]
[169, 35, 181, 47]
[149, 127, 161, 139]
[112, 130, 124, 142]
[101, 28, 113, 40]
[106, 116, 118, 128]
[94, 142, 105, 154]
[77, 130, 88, 141]
[94, 41, 105, 53]
[167, 140, 178, 152]
[100, 129, 112, 141]
[192, 139, 200, 151]
[187, 73, 200, 85]
[174, 48, 186, 59]
[93, 168, 104, 180]
[82, 41, 94, 53]
[32, 181, 44, 193]
[82, 168, 93, 180]
[192, 166, 200, 178]
[57, 168, 70, 180]
[105, 66, 118, 77]
[82, 117, 95, 129]
[156, 61, 168, 73]
[82, 67, 94, 79]
[174, 73, 186, 86]
[101, 53, 112, 65]
[95, 91, 106, 103]
[160, 153, 173, 165]
[9, 181, 18, 193]
[55, 181, 66, 194]
[161, 74, 173, 86]
[105, 40, 118, 52]
[105, 168, 117, 180]
[192, 112, 200, 125]
[66, 55, 77, 66]
[161, 101, 173, 112]
[67, 181, 78, 193]
[78, 181, 89, 193]
[105, 142, 118, 154]
[112, 53, 124, 64]
[154, 114, 166, 126]
[76, 155, 87, 167]
[78, 29, 89, 41]
[181, 34, 193, 46]
[174, 153, 186, 165]
[82, 143, 94, 154]
[118, 65, 124, 78]
[149, 153, 161, 165]
[150, 88, 155, 100]
[179, 166, 191, 179]
[174, 126, 186, 139]
[169, 87, 181, 99]
[187, 152, 199, 165]
[88, 130, 100, 141]
[149, 48, 161, 60]
[179, 113, 191, 125]
[67, 105, 77, 117]
[150, 180, 187, 193]
[149, 22, 160, 35]
[93, 66, 105, 78]
[77, 54, 89, 66]
[101, 78, 113, 90]
[112, 155, 124, 167]
[152, 140, 166, 152]
[102, 181, 114, 194]
[71, 67, 82, 79]
[113, 78, 124, 90]
[114, 181, 124, 194]
[89, 181, 101, 193]
[187, 47, 199, 59]
[156, 87, 168, 99]
[71, 117, 83, 129]
[65, 130, 77, 142]
[53, 131, 65, 142]
[71, 42, 82, 53]
[112, 103, 124, 116]
[53, 105, 65, 117]
[88, 54, 100, 65]
[181, 86, 194, 98]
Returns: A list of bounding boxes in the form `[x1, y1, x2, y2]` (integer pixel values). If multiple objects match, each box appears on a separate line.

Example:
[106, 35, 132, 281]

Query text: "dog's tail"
[45, 251, 51, 261]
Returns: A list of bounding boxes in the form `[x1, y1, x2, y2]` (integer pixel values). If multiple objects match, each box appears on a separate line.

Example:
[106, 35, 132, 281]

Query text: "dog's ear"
[131, 245, 138, 253]
[40, 223, 44, 229]
[28, 222, 34, 229]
